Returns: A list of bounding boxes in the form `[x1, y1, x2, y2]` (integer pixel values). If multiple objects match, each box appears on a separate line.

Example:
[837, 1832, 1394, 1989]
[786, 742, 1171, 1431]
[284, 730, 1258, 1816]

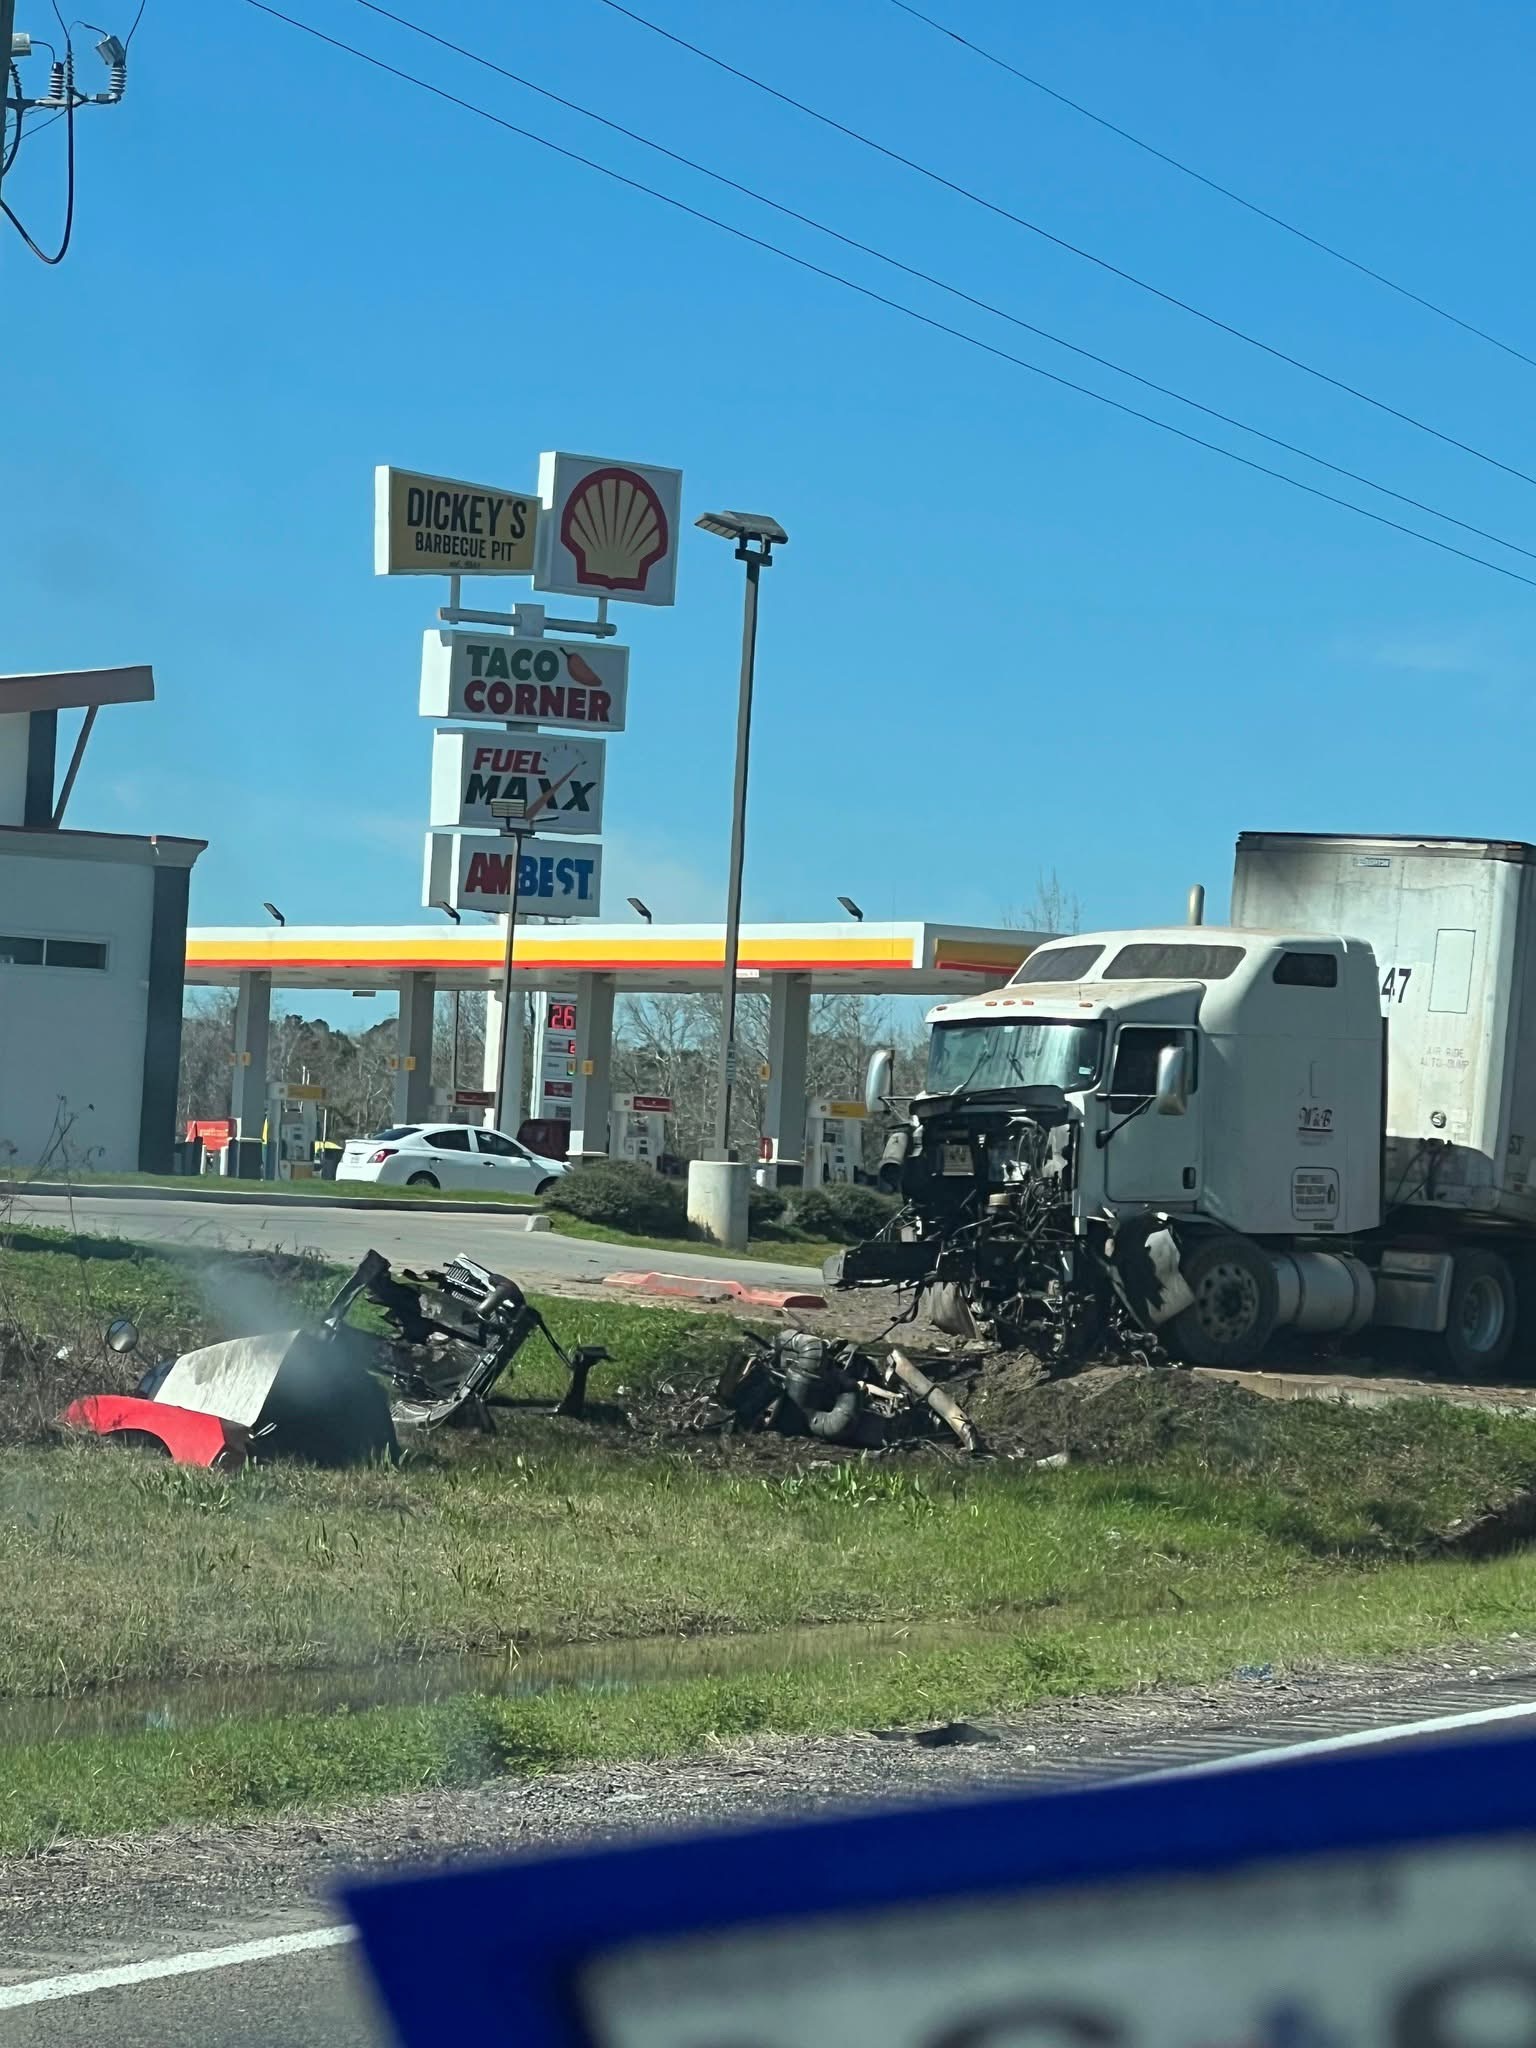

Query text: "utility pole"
[1, 4, 20, 214]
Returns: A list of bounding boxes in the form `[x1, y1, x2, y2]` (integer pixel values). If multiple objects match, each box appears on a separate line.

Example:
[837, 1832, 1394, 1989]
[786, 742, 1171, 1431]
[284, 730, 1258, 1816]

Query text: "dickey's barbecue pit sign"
[375, 467, 539, 576]
[419, 629, 629, 734]
[429, 729, 606, 835]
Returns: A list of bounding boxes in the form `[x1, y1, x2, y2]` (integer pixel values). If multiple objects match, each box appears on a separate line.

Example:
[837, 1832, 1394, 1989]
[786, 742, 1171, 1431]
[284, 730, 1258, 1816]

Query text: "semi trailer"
[834, 833, 1536, 1377]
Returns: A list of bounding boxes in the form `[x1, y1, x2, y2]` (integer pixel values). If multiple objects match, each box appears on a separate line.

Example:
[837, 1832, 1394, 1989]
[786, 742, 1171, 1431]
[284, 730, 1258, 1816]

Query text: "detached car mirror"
[105, 1317, 140, 1355]
[1154, 1044, 1190, 1117]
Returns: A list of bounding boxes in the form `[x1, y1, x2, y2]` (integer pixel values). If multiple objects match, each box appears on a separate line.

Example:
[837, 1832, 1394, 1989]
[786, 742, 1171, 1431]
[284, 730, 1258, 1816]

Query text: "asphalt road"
[2, 1193, 824, 1297]
[6, 1685, 1536, 2047]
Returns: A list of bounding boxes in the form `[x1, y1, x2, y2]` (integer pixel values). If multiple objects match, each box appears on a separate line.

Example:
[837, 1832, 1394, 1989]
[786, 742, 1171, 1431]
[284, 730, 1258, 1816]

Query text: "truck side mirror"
[1154, 1044, 1189, 1117]
[864, 1047, 895, 1115]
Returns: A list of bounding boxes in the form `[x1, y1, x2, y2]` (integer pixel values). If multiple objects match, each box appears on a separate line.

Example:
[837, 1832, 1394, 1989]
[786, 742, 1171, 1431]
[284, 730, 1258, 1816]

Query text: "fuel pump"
[804, 1098, 867, 1187]
[609, 1094, 671, 1168]
[267, 1083, 326, 1180]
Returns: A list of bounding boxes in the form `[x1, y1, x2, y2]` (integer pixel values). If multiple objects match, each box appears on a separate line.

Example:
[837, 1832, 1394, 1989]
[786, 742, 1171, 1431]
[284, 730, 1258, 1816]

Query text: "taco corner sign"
[375, 466, 539, 576]
[419, 629, 628, 733]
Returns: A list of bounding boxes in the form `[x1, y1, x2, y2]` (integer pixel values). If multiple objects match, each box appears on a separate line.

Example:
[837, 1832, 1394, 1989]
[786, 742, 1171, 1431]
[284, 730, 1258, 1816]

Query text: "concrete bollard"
[687, 1158, 750, 1249]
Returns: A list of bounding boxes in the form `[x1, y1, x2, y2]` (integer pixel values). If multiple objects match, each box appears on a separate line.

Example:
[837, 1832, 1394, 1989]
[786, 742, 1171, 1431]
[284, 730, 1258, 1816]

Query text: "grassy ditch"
[3, 1543, 1536, 1853]
[4, 1229, 1536, 1843]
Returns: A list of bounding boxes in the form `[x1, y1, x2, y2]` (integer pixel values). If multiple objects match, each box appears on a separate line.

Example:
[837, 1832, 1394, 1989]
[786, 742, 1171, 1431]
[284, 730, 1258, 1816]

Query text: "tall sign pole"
[489, 798, 529, 1135]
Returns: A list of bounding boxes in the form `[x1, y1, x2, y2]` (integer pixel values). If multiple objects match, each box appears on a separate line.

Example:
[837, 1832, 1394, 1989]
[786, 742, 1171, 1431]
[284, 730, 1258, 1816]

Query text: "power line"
[235, 0, 1536, 592]
[592, 0, 1536, 494]
[348, 0, 1536, 568]
[888, 0, 1536, 377]
[1, 63, 75, 261]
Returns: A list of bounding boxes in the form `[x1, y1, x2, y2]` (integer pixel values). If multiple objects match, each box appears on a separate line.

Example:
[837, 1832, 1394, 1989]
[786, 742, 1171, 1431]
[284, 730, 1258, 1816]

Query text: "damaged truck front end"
[830, 996, 1196, 1364]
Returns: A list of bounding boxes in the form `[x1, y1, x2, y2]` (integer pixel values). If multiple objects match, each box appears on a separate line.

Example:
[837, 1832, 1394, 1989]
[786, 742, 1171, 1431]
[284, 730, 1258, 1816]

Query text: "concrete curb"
[9, 1181, 539, 1219]
[604, 1270, 827, 1310]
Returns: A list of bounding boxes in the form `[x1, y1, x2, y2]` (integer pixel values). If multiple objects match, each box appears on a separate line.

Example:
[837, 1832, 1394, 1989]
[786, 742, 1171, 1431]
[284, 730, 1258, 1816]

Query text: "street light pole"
[695, 510, 787, 1163]
[713, 539, 764, 1158]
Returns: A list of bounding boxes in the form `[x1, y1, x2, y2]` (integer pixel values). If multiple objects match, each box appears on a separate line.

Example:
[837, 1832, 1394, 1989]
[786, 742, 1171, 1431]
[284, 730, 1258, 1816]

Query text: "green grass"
[7, 1229, 1536, 1845]
[2, 1391, 1536, 1701]
[4, 1542, 1536, 1852]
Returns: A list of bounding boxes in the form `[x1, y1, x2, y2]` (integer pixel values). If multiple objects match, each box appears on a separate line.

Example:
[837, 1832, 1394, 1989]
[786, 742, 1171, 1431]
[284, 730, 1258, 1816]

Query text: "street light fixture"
[627, 896, 653, 923]
[695, 507, 787, 1160]
[837, 896, 864, 922]
[262, 902, 285, 926]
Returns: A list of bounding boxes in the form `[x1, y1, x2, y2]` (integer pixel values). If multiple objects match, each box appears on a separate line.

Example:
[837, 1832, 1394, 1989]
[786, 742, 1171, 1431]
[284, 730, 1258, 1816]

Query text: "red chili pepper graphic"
[562, 647, 601, 689]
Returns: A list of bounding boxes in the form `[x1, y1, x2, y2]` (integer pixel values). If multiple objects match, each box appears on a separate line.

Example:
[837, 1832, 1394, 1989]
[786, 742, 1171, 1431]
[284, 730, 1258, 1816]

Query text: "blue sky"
[7, 0, 1536, 965]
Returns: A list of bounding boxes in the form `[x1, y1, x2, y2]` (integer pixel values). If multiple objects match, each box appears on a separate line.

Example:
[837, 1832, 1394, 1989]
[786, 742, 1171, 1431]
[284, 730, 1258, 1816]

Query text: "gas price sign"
[347, 1729, 1536, 2048]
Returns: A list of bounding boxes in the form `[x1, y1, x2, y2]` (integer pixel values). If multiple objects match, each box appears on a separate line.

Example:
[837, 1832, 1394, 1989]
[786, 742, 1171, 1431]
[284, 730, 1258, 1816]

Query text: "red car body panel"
[63, 1395, 249, 1471]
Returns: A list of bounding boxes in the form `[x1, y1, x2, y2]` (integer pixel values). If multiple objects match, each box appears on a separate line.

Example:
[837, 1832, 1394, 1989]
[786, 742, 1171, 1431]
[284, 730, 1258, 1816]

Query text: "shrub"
[785, 1183, 899, 1244]
[544, 1159, 687, 1238]
[747, 1182, 787, 1228]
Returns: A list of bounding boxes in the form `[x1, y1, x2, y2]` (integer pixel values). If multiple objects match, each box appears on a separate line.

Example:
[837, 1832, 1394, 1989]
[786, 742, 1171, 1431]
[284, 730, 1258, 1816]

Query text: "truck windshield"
[926, 1019, 1103, 1095]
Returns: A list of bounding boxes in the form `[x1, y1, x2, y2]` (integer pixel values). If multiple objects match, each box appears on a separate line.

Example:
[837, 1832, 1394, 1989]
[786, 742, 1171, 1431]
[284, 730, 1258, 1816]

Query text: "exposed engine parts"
[716, 1331, 978, 1451]
[830, 1097, 1177, 1366]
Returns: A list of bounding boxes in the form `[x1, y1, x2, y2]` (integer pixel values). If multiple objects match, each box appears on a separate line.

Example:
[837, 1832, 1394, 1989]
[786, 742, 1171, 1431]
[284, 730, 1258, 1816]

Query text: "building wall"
[0, 852, 155, 1172]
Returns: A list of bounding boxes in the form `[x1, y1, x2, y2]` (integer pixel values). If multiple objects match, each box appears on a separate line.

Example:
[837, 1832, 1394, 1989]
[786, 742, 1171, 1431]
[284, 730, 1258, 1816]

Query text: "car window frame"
[425, 1127, 474, 1153]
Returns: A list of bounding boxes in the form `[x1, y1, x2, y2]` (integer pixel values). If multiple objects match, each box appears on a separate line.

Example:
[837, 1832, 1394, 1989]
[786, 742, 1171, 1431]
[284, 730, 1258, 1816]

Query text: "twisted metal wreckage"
[717, 1331, 978, 1453]
[64, 1251, 609, 1471]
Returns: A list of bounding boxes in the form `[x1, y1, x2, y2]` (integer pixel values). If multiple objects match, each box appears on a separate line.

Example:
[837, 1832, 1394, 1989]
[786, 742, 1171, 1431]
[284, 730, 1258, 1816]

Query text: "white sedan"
[337, 1123, 567, 1196]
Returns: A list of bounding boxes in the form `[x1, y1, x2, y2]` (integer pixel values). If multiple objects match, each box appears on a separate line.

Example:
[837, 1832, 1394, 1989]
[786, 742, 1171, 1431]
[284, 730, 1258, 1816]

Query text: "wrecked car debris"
[61, 1393, 252, 1471]
[66, 1250, 609, 1469]
[366, 1251, 609, 1431]
[715, 1331, 978, 1453]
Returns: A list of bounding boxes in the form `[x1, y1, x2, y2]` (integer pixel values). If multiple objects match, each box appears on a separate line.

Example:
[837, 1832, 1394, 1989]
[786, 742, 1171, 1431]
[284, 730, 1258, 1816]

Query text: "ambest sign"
[429, 730, 605, 834]
[419, 629, 628, 733]
[375, 467, 539, 576]
[424, 831, 603, 917]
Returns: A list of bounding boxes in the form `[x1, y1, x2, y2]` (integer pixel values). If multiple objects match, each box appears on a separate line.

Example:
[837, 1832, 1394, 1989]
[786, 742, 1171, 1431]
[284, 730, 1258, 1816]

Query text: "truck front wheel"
[1168, 1235, 1279, 1368]
[1441, 1249, 1517, 1380]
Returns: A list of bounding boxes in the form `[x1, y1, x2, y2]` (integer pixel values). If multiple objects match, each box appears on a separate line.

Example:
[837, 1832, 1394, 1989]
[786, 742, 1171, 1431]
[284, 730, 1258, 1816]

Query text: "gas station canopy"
[185, 920, 1034, 997]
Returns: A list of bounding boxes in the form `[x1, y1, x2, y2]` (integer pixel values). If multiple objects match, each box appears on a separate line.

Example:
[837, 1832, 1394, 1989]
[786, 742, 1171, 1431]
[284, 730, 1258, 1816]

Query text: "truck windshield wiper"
[1096, 1094, 1154, 1148]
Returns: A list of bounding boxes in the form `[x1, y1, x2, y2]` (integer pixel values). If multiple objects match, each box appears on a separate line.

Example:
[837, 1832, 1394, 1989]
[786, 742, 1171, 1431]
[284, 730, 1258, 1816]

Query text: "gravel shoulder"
[1, 1638, 1532, 1979]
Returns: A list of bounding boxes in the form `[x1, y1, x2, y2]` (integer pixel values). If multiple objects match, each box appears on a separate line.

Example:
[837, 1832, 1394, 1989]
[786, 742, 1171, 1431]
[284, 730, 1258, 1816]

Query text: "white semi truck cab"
[837, 833, 1536, 1376]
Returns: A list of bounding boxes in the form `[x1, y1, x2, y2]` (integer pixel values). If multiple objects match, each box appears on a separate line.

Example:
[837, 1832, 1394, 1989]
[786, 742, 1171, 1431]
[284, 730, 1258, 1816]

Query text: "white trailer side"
[1232, 832, 1536, 1230]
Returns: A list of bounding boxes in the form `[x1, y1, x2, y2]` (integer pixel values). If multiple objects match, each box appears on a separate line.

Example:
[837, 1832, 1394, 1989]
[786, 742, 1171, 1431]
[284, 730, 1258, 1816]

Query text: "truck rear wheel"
[1441, 1249, 1517, 1380]
[1168, 1235, 1279, 1368]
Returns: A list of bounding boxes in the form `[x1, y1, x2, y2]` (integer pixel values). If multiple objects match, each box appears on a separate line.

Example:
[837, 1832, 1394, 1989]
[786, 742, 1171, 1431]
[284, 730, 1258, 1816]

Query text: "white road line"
[0, 1924, 355, 2010]
[3, 1698, 1534, 2009]
[1144, 1694, 1536, 1781]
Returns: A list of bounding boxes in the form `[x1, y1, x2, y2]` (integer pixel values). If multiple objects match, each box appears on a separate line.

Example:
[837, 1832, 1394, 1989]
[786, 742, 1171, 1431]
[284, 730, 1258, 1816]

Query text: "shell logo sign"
[535, 451, 683, 608]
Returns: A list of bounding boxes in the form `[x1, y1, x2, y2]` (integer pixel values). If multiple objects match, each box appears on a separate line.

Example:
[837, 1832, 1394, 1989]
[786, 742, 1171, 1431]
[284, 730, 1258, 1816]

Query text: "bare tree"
[1002, 867, 1082, 935]
[177, 990, 237, 1126]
